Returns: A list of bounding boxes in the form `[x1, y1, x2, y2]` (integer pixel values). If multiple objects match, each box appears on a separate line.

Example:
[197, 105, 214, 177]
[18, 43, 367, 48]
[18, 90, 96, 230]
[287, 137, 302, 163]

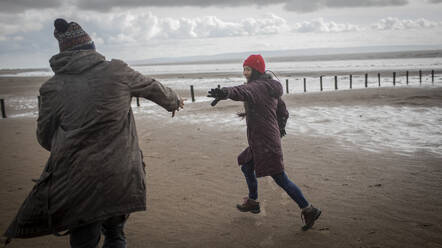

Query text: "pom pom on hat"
[54, 18, 69, 33]
[243, 54, 265, 74]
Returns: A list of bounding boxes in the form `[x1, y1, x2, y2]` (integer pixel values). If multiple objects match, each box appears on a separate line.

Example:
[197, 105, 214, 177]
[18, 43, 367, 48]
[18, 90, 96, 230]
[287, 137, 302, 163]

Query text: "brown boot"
[301, 205, 321, 231]
[236, 197, 260, 214]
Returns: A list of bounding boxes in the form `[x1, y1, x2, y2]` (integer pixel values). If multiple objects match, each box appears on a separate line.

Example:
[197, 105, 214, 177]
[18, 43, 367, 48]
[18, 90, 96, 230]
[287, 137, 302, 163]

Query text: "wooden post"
[334, 76, 338, 90]
[365, 73, 368, 88]
[406, 71, 409, 85]
[432, 70, 434, 84]
[378, 73, 381, 87]
[286, 79, 289, 94]
[136, 97, 140, 107]
[320, 76, 323, 91]
[37, 96, 41, 110]
[349, 74, 352, 89]
[190, 85, 195, 102]
[419, 70, 422, 84]
[1, 99, 6, 118]
[393, 72, 396, 86]
[303, 78, 306, 93]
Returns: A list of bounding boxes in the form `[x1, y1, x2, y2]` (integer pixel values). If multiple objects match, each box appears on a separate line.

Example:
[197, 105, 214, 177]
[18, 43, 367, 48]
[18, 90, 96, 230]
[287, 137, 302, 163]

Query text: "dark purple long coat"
[225, 75, 289, 177]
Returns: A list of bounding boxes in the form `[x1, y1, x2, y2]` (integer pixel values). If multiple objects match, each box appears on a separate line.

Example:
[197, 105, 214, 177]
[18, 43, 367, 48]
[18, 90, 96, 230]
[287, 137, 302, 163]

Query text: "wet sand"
[0, 77, 441, 248]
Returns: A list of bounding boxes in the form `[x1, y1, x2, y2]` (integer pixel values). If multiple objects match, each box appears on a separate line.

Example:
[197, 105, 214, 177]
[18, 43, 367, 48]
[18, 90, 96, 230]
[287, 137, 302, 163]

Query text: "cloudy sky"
[1, 0, 442, 68]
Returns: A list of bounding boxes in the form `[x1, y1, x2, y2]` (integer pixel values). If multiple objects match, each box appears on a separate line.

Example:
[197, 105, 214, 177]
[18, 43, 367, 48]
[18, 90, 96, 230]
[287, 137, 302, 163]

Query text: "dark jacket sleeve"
[224, 84, 257, 104]
[276, 98, 289, 130]
[36, 80, 61, 151]
[113, 60, 179, 112]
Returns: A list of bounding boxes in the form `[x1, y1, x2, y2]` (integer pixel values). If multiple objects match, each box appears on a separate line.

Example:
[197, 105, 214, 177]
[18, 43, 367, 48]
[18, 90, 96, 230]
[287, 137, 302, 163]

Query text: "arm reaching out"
[208, 84, 257, 106]
[224, 84, 257, 104]
[114, 59, 183, 114]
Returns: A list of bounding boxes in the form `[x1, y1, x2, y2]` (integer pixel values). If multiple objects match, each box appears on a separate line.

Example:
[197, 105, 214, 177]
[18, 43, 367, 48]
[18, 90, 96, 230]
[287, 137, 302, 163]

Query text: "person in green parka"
[3, 19, 184, 248]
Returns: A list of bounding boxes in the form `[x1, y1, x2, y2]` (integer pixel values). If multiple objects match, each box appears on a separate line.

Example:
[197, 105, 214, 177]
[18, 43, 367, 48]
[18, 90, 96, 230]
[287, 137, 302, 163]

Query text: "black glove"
[280, 128, 286, 138]
[207, 88, 228, 106]
[207, 88, 228, 99]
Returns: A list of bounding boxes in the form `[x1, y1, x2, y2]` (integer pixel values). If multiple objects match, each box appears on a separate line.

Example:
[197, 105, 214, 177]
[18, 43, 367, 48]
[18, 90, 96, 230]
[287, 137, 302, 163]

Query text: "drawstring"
[265, 70, 281, 82]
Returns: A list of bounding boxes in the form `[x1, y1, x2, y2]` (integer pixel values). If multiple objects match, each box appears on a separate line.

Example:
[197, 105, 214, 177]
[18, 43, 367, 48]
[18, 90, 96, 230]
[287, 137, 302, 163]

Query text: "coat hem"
[4, 205, 146, 239]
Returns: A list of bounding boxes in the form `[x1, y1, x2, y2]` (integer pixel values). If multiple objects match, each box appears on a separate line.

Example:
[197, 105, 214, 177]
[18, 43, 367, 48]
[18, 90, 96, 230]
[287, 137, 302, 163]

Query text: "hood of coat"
[254, 73, 283, 98]
[49, 50, 105, 74]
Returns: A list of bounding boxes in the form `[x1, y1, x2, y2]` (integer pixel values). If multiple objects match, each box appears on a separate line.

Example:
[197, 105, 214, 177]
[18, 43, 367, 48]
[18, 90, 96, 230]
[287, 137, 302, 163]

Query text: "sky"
[1, 0, 442, 68]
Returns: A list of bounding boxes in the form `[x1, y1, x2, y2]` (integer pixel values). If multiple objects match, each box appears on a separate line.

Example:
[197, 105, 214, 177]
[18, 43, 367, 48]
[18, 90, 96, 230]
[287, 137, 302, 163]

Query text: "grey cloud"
[325, 0, 408, 7]
[75, 0, 283, 12]
[371, 17, 441, 30]
[428, 0, 442, 3]
[284, 0, 408, 12]
[292, 18, 361, 32]
[0, 0, 62, 13]
[0, 11, 52, 40]
[99, 12, 291, 42]
[0, 0, 411, 13]
[75, 0, 409, 12]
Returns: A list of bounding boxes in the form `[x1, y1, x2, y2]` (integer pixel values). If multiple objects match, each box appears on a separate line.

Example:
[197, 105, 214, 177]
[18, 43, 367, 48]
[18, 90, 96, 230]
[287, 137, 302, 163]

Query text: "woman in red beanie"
[208, 54, 321, 231]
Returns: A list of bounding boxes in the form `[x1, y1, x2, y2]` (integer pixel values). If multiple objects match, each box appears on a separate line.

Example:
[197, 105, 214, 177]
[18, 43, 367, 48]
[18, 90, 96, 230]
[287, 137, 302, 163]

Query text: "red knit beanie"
[243, 54, 265, 74]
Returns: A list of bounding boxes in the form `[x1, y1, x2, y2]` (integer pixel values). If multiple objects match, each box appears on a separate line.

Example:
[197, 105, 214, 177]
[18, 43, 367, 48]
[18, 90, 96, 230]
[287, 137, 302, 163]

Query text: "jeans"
[241, 161, 309, 209]
[69, 215, 128, 248]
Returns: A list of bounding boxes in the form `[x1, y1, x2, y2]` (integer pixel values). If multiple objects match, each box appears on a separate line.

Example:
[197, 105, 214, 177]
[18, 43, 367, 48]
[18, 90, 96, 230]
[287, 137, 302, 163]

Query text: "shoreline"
[1, 67, 441, 80]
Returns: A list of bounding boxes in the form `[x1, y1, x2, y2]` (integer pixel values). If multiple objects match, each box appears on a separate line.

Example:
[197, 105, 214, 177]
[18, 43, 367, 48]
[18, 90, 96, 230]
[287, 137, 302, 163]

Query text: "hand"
[208, 88, 228, 107]
[172, 97, 186, 117]
[237, 112, 246, 120]
[280, 128, 286, 138]
[207, 88, 228, 99]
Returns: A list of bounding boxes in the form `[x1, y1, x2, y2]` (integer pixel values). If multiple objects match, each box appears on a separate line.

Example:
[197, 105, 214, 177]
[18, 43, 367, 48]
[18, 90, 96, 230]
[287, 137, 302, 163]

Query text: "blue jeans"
[69, 215, 128, 248]
[241, 161, 309, 209]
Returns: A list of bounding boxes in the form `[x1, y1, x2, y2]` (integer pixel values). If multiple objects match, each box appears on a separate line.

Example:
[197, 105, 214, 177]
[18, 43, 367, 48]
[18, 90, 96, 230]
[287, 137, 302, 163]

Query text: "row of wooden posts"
[182, 69, 436, 103]
[0, 70, 438, 118]
[287, 69, 436, 94]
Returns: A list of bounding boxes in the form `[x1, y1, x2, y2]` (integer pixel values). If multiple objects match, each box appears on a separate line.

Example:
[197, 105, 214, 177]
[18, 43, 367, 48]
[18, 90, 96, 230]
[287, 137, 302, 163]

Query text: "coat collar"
[49, 50, 105, 74]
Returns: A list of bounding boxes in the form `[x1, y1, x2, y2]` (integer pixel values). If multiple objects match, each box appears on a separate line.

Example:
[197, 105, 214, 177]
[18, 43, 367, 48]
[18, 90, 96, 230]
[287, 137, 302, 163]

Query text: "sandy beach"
[0, 76, 441, 248]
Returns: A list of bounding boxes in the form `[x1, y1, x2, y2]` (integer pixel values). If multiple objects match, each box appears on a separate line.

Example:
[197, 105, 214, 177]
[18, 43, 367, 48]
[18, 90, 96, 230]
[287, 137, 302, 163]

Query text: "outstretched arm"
[115, 60, 181, 112]
[225, 84, 257, 104]
[208, 83, 257, 106]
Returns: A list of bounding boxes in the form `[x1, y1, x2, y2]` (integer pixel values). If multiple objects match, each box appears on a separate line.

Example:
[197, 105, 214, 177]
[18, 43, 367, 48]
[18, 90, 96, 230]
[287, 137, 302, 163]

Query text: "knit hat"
[53, 18, 95, 52]
[243, 54, 265, 74]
